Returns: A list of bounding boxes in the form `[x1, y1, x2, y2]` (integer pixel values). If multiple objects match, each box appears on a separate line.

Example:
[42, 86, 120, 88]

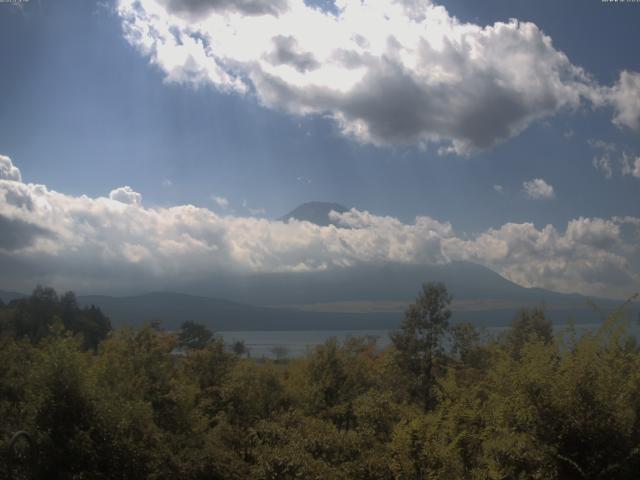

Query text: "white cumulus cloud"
[522, 178, 555, 200]
[0, 155, 21, 182]
[109, 186, 143, 205]
[608, 71, 640, 131]
[449, 217, 637, 297]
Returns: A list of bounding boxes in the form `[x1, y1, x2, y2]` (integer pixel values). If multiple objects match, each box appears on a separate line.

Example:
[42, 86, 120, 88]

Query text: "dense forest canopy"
[0, 286, 111, 350]
[1, 285, 639, 479]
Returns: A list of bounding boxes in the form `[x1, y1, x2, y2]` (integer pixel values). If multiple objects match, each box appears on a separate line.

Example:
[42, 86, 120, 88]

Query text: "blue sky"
[0, 0, 639, 297]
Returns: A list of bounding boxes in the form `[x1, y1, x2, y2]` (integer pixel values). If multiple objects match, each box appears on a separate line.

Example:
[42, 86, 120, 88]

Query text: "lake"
[218, 322, 637, 358]
[219, 329, 391, 358]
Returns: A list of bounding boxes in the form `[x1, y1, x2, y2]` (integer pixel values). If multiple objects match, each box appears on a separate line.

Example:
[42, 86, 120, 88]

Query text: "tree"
[232, 340, 249, 357]
[80, 305, 111, 350]
[12, 286, 59, 342]
[8, 287, 111, 348]
[25, 332, 101, 479]
[177, 321, 213, 350]
[391, 282, 451, 411]
[271, 345, 289, 362]
[503, 306, 553, 358]
[449, 322, 480, 364]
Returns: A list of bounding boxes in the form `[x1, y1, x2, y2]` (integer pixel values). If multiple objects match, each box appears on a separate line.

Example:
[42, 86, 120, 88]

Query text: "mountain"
[186, 261, 595, 306]
[0, 290, 27, 304]
[4, 267, 633, 332]
[179, 261, 630, 325]
[279, 201, 349, 226]
[76, 280, 632, 333]
[78, 292, 399, 331]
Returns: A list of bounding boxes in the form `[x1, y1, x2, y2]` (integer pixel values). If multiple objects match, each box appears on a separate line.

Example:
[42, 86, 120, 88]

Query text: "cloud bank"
[1, 156, 637, 298]
[116, 0, 640, 154]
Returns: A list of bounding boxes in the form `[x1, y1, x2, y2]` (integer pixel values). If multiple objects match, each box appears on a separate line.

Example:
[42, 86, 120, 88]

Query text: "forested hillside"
[1, 285, 639, 479]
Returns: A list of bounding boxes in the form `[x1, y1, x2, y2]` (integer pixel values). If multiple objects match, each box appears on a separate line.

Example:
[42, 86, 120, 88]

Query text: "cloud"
[592, 155, 613, 179]
[493, 184, 504, 194]
[522, 178, 555, 200]
[212, 195, 229, 208]
[450, 217, 637, 297]
[0, 155, 21, 182]
[586, 139, 640, 179]
[266, 35, 320, 73]
[1, 157, 638, 298]
[241, 199, 266, 216]
[117, 0, 622, 155]
[588, 138, 615, 179]
[162, 179, 173, 187]
[587, 139, 616, 152]
[608, 71, 640, 131]
[621, 152, 640, 178]
[0, 214, 54, 252]
[157, 0, 289, 19]
[248, 207, 266, 216]
[109, 186, 143, 205]
[564, 216, 621, 249]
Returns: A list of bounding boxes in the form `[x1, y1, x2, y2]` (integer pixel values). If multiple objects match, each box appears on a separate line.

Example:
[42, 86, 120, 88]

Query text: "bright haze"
[0, 0, 639, 300]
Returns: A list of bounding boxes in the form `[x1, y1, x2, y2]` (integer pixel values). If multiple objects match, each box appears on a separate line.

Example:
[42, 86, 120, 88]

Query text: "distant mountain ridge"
[77, 292, 399, 331]
[0, 290, 26, 303]
[279, 201, 349, 226]
[2, 272, 633, 332]
[76, 286, 633, 332]
[186, 261, 596, 307]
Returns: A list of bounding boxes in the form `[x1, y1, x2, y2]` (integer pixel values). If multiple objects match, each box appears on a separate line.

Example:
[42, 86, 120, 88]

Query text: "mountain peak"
[279, 202, 349, 226]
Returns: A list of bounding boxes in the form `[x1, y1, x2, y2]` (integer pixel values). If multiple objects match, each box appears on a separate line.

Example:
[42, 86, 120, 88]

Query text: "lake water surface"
[219, 322, 637, 358]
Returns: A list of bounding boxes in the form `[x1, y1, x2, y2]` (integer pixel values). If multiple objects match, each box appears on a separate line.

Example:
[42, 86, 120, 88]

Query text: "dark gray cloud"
[266, 36, 320, 73]
[336, 62, 541, 149]
[252, 53, 563, 152]
[4, 189, 34, 210]
[159, 0, 289, 19]
[0, 215, 53, 252]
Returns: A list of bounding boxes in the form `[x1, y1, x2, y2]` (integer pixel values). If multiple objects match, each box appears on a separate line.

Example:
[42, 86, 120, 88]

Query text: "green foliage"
[1, 284, 640, 479]
[502, 306, 553, 358]
[0, 286, 111, 349]
[177, 320, 214, 350]
[232, 339, 249, 357]
[391, 282, 452, 411]
[449, 322, 481, 364]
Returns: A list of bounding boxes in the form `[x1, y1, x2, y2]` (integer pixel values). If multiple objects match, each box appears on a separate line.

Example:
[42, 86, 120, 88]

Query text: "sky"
[0, 0, 639, 299]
